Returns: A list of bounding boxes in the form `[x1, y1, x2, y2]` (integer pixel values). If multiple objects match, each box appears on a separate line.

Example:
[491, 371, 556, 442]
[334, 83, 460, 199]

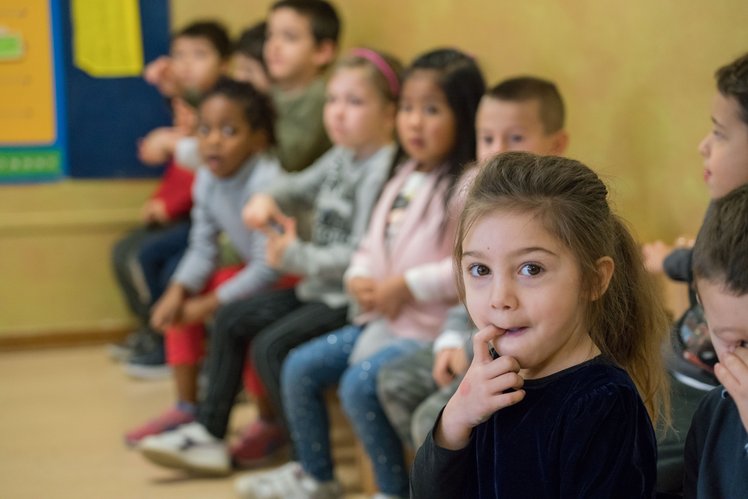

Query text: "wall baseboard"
[0, 328, 130, 353]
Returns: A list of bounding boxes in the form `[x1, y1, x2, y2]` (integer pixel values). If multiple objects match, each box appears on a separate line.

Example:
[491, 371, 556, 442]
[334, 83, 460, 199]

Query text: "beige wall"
[175, 0, 747, 241]
[0, 181, 155, 338]
[2, 1, 746, 338]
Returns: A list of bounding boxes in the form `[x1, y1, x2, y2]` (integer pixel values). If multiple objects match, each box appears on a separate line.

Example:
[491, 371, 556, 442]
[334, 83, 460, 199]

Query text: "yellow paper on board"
[72, 0, 143, 77]
[0, 2, 55, 144]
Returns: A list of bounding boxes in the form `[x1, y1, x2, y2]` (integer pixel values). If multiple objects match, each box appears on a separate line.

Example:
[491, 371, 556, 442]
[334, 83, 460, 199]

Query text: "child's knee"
[375, 363, 399, 405]
[339, 364, 377, 413]
[281, 346, 311, 383]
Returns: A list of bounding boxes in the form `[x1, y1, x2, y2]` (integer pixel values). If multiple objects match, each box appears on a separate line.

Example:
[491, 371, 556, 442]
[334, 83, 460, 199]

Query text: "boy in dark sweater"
[685, 183, 748, 498]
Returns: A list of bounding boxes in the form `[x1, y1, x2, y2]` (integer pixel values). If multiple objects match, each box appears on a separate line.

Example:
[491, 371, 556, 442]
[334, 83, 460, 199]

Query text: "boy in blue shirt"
[685, 183, 748, 498]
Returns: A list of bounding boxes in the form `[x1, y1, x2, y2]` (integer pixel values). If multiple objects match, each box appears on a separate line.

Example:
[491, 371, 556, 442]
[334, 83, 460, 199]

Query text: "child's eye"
[467, 263, 490, 277]
[348, 96, 364, 106]
[712, 129, 725, 139]
[509, 134, 525, 144]
[197, 124, 209, 136]
[480, 136, 494, 145]
[425, 105, 440, 115]
[519, 263, 543, 277]
[221, 126, 236, 136]
[282, 31, 299, 43]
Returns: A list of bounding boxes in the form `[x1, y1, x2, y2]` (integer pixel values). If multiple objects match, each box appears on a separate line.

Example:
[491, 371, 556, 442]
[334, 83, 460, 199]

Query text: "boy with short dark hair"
[110, 21, 231, 373]
[685, 183, 748, 498]
[641, 52, 748, 494]
[232, 21, 271, 93]
[265, 0, 339, 173]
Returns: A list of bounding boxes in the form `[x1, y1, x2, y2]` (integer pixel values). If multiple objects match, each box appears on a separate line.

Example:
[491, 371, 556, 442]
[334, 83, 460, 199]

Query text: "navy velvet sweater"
[411, 357, 657, 498]
[684, 387, 748, 498]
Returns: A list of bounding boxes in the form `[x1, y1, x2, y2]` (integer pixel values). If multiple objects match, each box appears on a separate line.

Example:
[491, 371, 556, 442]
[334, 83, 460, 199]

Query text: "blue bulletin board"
[62, 0, 172, 178]
[0, 0, 173, 183]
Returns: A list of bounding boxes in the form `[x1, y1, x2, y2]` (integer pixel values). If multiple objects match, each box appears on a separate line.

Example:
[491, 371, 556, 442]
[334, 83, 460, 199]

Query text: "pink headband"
[350, 47, 400, 98]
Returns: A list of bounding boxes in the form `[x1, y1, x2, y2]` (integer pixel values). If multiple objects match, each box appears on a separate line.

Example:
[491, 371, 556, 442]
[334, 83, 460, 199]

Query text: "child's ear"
[312, 40, 336, 69]
[550, 130, 569, 155]
[592, 256, 615, 301]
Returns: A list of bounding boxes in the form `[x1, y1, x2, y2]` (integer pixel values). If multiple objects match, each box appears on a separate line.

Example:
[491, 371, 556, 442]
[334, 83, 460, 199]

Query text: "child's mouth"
[206, 155, 222, 169]
[505, 327, 527, 335]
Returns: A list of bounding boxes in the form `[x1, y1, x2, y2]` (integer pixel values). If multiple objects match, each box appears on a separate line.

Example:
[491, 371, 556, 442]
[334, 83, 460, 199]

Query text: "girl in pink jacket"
[236, 48, 485, 499]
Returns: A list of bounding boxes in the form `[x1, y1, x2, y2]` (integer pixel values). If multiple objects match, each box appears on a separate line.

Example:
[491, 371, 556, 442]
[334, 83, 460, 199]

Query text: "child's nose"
[489, 280, 518, 311]
[698, 135, 710, 158]
[205, 129, 221, 145]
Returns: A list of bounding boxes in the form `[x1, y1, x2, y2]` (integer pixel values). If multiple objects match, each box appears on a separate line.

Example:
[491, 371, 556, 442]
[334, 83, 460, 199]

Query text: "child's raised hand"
[714, 345, 748, 433]
[150, 285, 187, 331]
[172, 98, 198, 134]
[138, 127, 182, 166]
[261, 213, 297, 269]
[347, 277, 377, 312]
[432, 347, 469, 388]
[144, 56, 181, 97]
[642, 236, 694, 274]
[243, 194, 280, 230]
[373, 275, 413, 319]
[642, 240, 672, 274]
[436, 325, 525, 450]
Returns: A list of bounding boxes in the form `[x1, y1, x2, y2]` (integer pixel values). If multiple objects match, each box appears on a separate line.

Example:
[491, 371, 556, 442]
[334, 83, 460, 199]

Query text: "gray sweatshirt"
[267, 144, 396, 308]
[172, 153, 282, 303]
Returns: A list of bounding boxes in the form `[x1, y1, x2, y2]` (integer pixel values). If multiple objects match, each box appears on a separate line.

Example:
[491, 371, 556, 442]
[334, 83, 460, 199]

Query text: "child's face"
[461, 209, 596, 379]
[476, 96, 567, 162]
[197, 95, 266, 178]
[396, 70, 457, 171]
[231, 54, 271, 93]
[171, 36, 225, 94]
[698, 93, 748, 199]
[697, 278, 748, 364]
[264, 8, 329, 87]
[323, 67, 396, 157]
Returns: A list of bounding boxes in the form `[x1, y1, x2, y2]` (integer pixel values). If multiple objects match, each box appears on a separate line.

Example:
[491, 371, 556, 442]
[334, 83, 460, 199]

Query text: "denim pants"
[282, 324, 423, 497]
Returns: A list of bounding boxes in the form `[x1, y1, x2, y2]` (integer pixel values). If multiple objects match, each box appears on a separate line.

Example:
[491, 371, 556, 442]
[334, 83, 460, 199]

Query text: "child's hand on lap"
[714, 345, 748, 433]
[150, 285, 186, 331]
[433, 347, 469, 388]
[437, 325, 525, 450]
[374, 275, 413, 319]
[348, 277, 377, 312]
[180, 293, 219, 325]
[141, 199, 169, 224]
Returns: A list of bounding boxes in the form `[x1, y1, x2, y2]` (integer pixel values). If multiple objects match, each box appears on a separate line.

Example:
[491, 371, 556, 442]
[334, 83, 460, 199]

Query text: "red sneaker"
[125, 406, 195, 447]
[230, 419, 288, 468]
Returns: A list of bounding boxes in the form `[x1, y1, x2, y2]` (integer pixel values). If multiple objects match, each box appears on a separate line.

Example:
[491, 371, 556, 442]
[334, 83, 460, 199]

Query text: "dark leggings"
[137, 220, 190, 305]
[197, 288, 348, 439]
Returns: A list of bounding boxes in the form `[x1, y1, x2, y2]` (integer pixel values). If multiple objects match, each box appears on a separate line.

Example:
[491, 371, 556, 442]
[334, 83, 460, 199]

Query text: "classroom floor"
[0, 345, 369, 499]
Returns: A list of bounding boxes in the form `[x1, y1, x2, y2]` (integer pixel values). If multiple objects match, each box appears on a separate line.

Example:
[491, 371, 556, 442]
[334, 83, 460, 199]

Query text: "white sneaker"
[234, 462, 343, 499]
[139, 422, 230, 475]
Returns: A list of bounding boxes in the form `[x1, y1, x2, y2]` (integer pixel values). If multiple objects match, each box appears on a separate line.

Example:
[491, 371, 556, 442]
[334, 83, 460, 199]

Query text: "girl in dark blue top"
[411, 152, 671, 498]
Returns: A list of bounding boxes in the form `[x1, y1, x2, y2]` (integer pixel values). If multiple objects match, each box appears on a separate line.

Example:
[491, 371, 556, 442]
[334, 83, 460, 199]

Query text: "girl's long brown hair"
[454, 152, 670, 424]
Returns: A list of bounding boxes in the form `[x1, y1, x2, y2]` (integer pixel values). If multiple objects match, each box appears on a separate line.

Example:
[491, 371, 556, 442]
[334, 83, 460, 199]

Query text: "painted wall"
[175, 0, 747, 241]
[2, 1, 745, 338]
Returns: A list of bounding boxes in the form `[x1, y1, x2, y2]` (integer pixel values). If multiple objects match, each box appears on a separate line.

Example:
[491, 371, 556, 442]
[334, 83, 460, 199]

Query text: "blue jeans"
[137, 220, 190, 305]
[281, 324, 423, 497]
